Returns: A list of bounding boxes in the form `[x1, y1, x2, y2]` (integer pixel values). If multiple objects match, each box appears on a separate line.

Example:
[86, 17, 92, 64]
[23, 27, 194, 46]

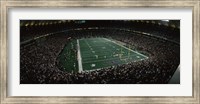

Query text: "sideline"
[77, 40, 83, 73]
[103, 38, 148, 58]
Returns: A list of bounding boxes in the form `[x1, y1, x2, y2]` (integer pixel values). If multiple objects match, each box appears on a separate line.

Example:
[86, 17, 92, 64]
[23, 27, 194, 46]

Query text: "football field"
[78, 38, 148, 72]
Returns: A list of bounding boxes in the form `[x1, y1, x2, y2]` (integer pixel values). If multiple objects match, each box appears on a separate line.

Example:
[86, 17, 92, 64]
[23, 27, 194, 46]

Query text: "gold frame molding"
[0, 0, 199, 104]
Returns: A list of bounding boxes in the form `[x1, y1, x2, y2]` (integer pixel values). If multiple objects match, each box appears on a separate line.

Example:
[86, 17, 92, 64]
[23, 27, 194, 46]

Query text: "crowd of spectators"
[20, 27, 180, 84]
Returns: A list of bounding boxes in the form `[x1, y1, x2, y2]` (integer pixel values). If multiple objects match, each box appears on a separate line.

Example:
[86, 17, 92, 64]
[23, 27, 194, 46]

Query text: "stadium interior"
[20, 20, 180, 84]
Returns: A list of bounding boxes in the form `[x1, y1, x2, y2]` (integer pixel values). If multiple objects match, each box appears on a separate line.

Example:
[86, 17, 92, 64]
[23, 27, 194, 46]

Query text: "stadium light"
[162, 20, 169, 22]
[25, 23, 29, 27]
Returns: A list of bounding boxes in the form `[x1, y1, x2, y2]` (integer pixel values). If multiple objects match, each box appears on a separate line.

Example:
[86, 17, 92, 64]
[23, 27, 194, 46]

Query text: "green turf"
[78, 38, 148, 71]
[57, 40, 78, 72]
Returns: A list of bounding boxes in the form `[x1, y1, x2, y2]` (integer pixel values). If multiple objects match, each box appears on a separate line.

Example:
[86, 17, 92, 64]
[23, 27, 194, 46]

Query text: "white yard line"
[103, 38, 148, 58]
[85, 39, 90, 47]
[77, 40, 83, 73]
[84, 39, 93, 51]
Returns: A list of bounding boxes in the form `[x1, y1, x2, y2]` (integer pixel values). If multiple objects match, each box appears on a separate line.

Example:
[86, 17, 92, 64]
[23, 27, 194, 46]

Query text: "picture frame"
[0, 0, 199, 104]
